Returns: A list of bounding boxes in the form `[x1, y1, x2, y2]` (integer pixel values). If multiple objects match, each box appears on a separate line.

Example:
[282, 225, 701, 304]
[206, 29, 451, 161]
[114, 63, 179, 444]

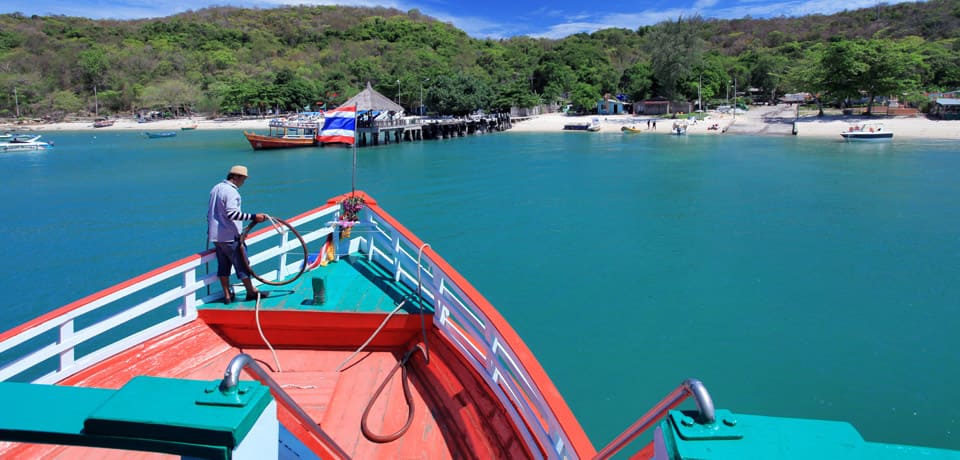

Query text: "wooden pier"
[354, 114, 512, 147]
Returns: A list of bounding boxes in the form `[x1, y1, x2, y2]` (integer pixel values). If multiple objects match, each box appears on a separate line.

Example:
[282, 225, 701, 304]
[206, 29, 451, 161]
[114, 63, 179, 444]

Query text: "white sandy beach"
[1, 117, 266, 133]
[511, 105, 960, 139]
[3, 104, 959, 139]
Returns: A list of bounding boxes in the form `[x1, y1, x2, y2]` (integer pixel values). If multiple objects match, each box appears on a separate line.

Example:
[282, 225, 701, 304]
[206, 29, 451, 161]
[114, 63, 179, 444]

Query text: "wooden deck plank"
[59, 321, 236, 389]
[1, 326, 530, 460]
[323, 351, 393, 457]
[3, 251, 535, 460]
[269, 371, 340, 424]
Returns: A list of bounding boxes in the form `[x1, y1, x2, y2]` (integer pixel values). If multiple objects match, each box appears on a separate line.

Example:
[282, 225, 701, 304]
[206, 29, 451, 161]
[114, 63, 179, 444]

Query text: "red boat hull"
[244, 131, 317, 150]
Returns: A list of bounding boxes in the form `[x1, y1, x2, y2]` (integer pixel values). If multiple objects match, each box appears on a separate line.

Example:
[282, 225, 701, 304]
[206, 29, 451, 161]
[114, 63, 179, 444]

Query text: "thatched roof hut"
[339, 82, 404, 115]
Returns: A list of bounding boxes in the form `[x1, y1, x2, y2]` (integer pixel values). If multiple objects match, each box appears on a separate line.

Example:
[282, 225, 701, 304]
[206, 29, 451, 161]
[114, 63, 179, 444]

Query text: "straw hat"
[229, 165, 248, 177]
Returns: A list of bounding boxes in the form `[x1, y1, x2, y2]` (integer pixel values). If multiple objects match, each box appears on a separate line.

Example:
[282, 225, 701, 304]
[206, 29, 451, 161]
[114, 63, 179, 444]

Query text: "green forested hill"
[1, 1, 958, 119]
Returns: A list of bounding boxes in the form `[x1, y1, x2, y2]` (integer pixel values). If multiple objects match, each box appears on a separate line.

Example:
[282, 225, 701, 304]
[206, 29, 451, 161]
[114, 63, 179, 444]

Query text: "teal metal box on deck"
[657, 409, 960, 459]
[0, 376, 277, 459]
[85, 376, 273, 448]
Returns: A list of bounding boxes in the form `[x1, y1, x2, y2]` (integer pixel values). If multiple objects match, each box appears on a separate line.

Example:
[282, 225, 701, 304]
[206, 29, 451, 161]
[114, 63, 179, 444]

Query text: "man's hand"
[255, 213, 268, 223]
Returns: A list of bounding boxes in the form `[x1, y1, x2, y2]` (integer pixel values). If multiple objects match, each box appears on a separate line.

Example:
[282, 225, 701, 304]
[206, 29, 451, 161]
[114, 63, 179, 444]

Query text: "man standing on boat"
[207, 165, 269, 303]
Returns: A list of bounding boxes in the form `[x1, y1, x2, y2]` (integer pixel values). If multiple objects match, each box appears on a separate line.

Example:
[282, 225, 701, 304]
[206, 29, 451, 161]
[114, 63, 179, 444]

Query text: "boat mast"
[14, 87, 19, 118]
[698, 75, 702, 112]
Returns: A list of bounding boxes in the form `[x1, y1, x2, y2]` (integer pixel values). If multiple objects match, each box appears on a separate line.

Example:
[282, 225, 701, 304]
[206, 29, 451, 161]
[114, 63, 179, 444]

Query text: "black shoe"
[222, 294, 234, 305]
[245, 291, 269, 301]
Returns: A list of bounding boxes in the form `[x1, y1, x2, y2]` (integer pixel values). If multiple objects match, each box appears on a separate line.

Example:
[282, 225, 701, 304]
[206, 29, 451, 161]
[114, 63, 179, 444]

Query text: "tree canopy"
[0, 0, 957, 119]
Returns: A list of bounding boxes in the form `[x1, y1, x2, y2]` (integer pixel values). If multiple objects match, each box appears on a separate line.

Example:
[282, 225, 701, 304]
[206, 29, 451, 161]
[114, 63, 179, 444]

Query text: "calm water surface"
[2, 128, 958, 451]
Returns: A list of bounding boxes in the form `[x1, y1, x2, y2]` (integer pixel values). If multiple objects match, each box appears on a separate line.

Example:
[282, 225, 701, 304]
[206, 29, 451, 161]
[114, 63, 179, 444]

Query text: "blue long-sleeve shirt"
[207, 180, 254, 243]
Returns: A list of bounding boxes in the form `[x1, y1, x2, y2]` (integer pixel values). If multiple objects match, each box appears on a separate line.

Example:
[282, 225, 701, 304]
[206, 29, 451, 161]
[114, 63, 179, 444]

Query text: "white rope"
[335, 300, 407, 372]
[266, 215, 284, 234]
[254, 291, 283, 372]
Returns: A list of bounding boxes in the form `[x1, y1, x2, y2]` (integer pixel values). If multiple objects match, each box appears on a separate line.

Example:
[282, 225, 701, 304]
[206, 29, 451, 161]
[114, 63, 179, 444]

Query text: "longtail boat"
[245, 114, 321, 150]
[144, 131, 177, 138]
[1, 191, 957, 459]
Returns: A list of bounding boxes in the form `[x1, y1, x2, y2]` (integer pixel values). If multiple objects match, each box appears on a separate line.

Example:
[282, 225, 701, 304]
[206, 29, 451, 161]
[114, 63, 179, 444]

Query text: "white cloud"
[693, 0, 720, 9]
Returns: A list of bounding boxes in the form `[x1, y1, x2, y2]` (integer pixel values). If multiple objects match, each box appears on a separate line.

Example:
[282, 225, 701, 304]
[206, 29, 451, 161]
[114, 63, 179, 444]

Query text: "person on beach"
[207, 165, 270, 303]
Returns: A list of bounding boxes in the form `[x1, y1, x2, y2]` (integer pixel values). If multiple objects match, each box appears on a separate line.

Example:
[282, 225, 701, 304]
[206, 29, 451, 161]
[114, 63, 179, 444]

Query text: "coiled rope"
[240, 216, 309, 286]
[344, 242, 435, 443]
[240, 216, 308, 372]
[360, 344, 427, 443]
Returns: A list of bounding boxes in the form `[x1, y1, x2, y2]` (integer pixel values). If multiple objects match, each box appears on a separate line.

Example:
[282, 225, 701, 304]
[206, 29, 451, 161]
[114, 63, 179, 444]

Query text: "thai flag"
[318, 105, 357, 144]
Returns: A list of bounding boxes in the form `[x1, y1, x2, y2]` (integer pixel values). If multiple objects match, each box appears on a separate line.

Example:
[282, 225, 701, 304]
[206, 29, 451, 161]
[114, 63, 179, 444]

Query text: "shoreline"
[1, 117, 266, 133]
[509, 105, 960, 139]
[4, 105, 959, 140]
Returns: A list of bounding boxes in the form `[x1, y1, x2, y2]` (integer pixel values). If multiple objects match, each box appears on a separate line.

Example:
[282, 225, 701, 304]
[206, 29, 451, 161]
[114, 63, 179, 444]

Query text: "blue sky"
[5, 0, 915, 39]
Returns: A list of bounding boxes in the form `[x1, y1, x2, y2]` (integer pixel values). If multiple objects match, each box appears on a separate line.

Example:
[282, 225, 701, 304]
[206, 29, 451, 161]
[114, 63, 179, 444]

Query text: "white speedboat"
[672, 121, 688, 135]
[841, 122, 893, 141]
[0, 135, 54, 152]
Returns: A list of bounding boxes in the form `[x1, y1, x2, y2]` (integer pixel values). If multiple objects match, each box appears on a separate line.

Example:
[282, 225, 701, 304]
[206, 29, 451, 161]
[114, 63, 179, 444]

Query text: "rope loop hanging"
[240, 216, 309, 286]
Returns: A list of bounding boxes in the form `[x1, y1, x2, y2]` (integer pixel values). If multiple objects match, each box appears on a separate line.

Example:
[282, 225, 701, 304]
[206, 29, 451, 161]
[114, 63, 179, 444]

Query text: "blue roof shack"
[597, 96, 626, 115]
[932, 98, 960, 120]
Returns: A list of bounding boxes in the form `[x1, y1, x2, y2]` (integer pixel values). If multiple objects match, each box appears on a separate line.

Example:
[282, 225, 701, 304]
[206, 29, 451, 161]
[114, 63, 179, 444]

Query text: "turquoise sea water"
[1, 129, 958, 452]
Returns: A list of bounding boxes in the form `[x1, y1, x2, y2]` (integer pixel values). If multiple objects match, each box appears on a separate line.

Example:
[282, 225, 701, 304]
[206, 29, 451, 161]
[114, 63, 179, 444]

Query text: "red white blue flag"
[318, 105, 357, 144]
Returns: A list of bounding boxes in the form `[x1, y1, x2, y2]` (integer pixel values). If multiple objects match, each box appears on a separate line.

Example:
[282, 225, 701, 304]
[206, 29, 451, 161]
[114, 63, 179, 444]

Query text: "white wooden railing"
[0, 195, 576, 459]
[353, 204, 576, 460]
[0, 204, 340, 385]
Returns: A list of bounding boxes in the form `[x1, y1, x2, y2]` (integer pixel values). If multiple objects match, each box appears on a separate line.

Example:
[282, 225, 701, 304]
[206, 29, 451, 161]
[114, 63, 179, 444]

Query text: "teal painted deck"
[204, 255, 432, 314]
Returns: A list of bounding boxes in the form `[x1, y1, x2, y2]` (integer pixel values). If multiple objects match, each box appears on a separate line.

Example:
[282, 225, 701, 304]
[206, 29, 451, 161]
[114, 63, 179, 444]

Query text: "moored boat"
[621, 126, 643, 133]
[244, 131, 317, 149]
[144, 131, 177, 138]
[1, 190, 958, 459]
[246, 113, 322, 150]
[93, 119, 115, 128]
[181, 124, 198, 130]
[841, 121, 893, 141]
[0, 134, 54, 152]
[672, 121, 688, 135]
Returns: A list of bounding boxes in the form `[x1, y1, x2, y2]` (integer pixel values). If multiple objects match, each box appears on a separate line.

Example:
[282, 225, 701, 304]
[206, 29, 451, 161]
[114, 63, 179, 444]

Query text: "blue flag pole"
[351, 111, 358, 194]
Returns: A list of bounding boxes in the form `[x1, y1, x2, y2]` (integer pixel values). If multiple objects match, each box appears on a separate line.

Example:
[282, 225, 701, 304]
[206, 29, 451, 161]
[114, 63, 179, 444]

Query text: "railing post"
[392, 229, 402, 283]
[58, 320, 74, 372]
[182, 269, 196, 317]
[279, 226, 290, 281]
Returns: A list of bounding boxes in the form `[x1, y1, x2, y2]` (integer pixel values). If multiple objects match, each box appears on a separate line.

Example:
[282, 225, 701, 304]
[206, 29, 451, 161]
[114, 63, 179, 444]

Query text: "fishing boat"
[245, 113, 322, 150]
[181, 124, 199, 131]
[144, 131, 177, 138]
[621, 126, 643, 133]
[1, 191, 958, 459]
[841, 121, 893, 141]
[0, 134, 54, 152]
[93, 119, 115, 128]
